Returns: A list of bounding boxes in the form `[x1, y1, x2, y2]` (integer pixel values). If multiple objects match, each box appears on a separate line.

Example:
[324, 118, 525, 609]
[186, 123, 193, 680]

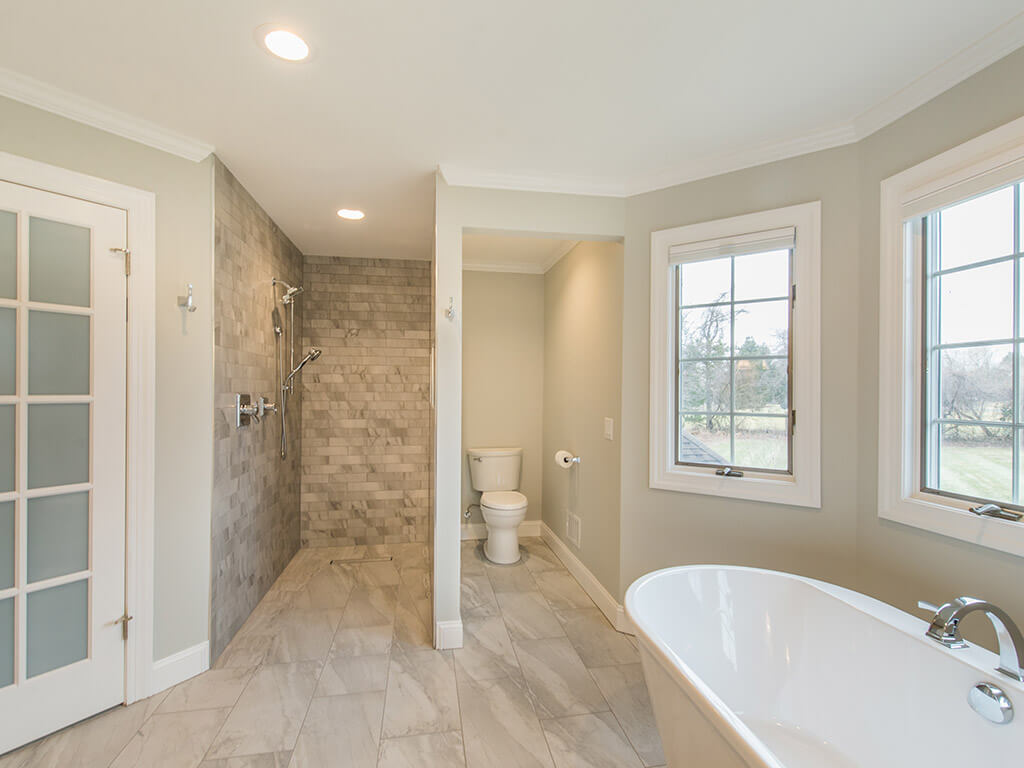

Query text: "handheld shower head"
[285, 348, 322, 384]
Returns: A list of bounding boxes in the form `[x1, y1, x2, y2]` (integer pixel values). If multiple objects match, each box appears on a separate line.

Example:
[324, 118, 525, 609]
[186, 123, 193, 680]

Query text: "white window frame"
[650, 202, 821, 507]
[879, 114, 1024, 558]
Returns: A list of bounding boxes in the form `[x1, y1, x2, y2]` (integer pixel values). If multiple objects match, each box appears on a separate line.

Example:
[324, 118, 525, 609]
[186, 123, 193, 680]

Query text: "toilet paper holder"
[555, 450, 580, 468]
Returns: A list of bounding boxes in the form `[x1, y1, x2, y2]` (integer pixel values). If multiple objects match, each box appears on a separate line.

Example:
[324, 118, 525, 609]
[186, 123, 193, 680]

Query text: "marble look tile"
[382, 650, 460, 738]
[158, 668, 253, 714]
[513, 638, 608, 719]
[110, 708, 231, 768]
[288, 692, 384, 768]
[330, 624, 394, 657]
[315, 653, 389, 696]
[497, 592, 566, 641]
[199, 753, 292, 768]
[461, 573, 500, 619]
[393, 589, 433, 651]
[377, 731, 466, 768]
[532, 571, 593, 610]
[460, 542, 487, 577]
[520, 539, 565, 573]
[206, 661, 321, 759]
[264, 608, 344, 664]
[340, 586, 399, 628]
[457, 674, 553, 768]
[288, 564, 354, 608]
[486, 563, 538, 594]
[453, 616, 520, 681]
[345, 560, 402, 588]
[541, 712, 643, 768]
[556, 609, 638, 668]
[400, 567, 431, 601]
[589, 665, 665, 767]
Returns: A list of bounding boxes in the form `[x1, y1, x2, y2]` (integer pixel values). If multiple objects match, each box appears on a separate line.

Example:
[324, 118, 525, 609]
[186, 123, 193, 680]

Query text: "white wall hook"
[178, 283, 197, 312]
[444, 296, 456, 321]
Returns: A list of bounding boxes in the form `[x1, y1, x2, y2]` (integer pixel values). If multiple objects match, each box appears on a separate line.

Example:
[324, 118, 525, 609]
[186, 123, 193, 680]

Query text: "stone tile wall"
[301, 256, 432, 546]
[211, 159, 304, 660]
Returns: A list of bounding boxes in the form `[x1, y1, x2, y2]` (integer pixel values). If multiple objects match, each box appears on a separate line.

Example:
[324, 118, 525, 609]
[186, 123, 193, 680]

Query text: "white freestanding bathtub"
[625, 565, 1024, 768]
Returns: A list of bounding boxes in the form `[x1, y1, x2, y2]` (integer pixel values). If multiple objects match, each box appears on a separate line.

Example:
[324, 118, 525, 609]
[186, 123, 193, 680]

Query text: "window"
[650, 203, 821, 507]
[879, 113, 1024, 557]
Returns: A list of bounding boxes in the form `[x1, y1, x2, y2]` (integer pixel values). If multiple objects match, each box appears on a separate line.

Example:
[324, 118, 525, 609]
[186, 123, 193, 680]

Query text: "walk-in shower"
[273, 278, 321, 459]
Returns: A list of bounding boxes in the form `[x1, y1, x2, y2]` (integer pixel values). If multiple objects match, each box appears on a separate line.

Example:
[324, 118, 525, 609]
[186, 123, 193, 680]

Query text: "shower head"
[285, 347, 322, 384]
[272, 278, 304, 304]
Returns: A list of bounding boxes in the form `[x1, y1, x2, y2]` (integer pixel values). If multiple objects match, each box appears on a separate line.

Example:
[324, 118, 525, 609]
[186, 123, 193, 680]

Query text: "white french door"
[0, 179, 127, 753]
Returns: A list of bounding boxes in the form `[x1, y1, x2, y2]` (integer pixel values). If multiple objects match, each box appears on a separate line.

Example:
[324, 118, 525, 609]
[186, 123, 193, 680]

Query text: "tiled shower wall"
[211, 159, 303, 660]
[301, 256, 432, 547]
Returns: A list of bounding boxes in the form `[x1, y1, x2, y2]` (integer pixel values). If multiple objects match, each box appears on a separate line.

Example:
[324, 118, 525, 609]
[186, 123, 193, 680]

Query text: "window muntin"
[675, 247, 792, 473]
[921, 182, 1024, 507]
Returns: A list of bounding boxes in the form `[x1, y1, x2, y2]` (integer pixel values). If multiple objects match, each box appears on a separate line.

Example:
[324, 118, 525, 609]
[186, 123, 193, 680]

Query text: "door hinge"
[111, 247, 131, 276]
[115, 612, 134, 641]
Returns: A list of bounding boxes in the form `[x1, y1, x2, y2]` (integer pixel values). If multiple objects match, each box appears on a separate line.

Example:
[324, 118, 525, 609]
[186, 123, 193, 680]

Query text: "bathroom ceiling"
[462, 233, 579, 274]
[1, 2, 1023, 261]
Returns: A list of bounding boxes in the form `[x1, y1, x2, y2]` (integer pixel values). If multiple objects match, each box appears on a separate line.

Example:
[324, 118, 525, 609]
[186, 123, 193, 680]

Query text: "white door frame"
[0, 150, 156, 704]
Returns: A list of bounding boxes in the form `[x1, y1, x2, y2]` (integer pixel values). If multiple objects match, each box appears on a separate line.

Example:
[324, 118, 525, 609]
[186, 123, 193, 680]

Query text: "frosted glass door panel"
[0, 209, 14, 299]
[0, 405, 13, 493]
[27, 404, 89, 489]
[0, 598, 12, 689]
[27, 580, 87, 678]
[0, 501, 12, 590]
[29, 217, 90, 307]
[0, 308, 14, 395]
[28, 311, 90, 395]
[28, 493, 88, 583]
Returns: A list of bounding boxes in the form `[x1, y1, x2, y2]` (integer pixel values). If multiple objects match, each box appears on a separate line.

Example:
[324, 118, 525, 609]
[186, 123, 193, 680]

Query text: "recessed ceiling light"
[337, 209, 366, 221]
[262, 29, 309, 61]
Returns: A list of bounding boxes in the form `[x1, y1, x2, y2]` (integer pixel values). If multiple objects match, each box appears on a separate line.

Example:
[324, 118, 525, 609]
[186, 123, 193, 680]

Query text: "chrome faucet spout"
[924, 597, 1024, 682]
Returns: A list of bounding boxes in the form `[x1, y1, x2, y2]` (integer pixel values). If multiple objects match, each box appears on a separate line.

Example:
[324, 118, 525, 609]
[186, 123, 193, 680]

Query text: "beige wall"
[0, 96, 214, 659]
[462, 270, 545, 522]
[543, 242, 624, 592]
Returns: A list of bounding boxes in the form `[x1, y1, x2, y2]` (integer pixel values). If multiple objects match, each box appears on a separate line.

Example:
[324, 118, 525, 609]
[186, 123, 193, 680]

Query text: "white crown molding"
[441, 18, 1024, 199]
[462, 261, 545, 274]
[541, 240, 580, 273]
[0, 67, 214, 163]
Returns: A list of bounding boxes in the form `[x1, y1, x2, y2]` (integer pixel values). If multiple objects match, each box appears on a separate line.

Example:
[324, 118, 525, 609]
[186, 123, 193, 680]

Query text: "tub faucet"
[921, 597, 1024, 682]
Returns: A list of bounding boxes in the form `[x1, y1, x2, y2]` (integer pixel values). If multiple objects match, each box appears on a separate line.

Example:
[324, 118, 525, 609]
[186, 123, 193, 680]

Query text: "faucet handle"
[918, 600, 939, 613]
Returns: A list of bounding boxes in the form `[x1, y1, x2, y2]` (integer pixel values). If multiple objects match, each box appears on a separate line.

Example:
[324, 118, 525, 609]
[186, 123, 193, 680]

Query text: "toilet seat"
[480, 490, 527, 510]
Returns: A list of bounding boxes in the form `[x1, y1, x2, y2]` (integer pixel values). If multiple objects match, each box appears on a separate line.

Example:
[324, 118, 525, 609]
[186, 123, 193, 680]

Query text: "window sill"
[879, 491, 1024, 558]
[650, 464, 820, 508]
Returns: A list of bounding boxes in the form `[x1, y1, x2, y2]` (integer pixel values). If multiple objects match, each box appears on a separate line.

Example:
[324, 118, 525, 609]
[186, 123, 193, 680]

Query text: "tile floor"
[0, 538, 664, 768]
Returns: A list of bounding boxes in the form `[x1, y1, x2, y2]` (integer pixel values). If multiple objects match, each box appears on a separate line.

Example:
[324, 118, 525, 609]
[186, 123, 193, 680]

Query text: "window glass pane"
[29, 217, 90, 307]
[937, 423, 1012, 501]
[679, 415, 730, 465]
[938, 185, 1014, 270]
[734, 249, 789, 301]
[938, 261, 1013, 344]
[679, 360, 729, 413]
[939, 345, 1012, 422]
[29, 311, 90, 395]
[28, 403, 89, 489]
[680, 305, 730, 358]
[734, 300, 788, 355]
[0, 307, 14, 396]
[28, 492, 88, 583]
[734, 358, 787, 414]
[0, 598, 12, 689]
[0, 405, 13, 494]
[0, 501, 12, 591]
[734, 416, 788, 471]
[27, 579, 88, 677]
[678, 259, 730, 306]
[0, 210, 14, 300]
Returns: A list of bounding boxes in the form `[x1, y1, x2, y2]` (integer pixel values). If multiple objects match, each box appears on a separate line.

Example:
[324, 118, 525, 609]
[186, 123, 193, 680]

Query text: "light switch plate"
[604, 417, 614, 441]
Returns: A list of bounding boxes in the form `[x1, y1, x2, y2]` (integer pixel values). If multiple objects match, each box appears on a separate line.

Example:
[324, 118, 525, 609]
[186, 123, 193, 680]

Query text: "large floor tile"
[378, 731, 466, 768]
[454, 615, 520, 681]
[199, 754, 292, 768]
[457, 674, 554, 768]
[498, 592, 566, 641]
[486, 563, 538, 594]
[315, 652, 389, 696]
[532, 571, 593, 611]
[340, 586, 399, 628]
[461, 573, 500, 619]
[330, 624, 394, 657]
[589, 665, 665, 767]
[520, 539, 565, 573]
[461, 541, 488, 577]
[556, 609, 638, 668]
[206, 661, 321, 759]
[288, 692, 384, 768]
[382, 650, 460, 738]
[513, 638, 608, 719]
[541, 712, 643, 768]
[109, 708, 231, 768]
[159, 668, 253, 714]
[393, 589, 433, 651]
[264, 608, 344, 664]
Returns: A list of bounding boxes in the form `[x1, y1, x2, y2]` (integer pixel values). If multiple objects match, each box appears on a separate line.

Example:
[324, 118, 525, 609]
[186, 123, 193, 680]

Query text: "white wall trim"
[0, 150, 159, 703]
[434, 620, 464, 650]
[462, 262, 546, 275]
[439, 163, 629, 197]
[461, 520, 541, 540]
[0, 67, 214, 163]
[541, 523, 632, 634]
[149, 642, 209, 695]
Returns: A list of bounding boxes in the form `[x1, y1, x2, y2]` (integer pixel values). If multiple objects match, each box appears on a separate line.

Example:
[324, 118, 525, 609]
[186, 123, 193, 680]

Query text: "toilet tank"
[467, 447, 522, 491]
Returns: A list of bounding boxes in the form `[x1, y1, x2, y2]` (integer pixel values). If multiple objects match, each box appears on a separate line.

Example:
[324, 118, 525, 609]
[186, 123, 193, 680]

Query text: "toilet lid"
[480, 491, 527, 510]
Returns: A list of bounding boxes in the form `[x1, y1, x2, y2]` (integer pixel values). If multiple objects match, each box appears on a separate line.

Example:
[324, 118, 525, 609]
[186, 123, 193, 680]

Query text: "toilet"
[467, 447, 528, 564]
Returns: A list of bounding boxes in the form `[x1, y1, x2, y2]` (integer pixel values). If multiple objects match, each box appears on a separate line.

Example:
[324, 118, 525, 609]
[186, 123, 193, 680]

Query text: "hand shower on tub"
[272, 278, 322, 459]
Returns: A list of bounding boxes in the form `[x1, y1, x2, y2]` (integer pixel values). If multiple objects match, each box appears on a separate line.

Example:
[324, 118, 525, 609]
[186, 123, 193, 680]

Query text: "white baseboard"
[148, 641, 209, 696]
[435, 619, 463, 649]
[540, 523, 633, 635]
[461, 519, 541, 540]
